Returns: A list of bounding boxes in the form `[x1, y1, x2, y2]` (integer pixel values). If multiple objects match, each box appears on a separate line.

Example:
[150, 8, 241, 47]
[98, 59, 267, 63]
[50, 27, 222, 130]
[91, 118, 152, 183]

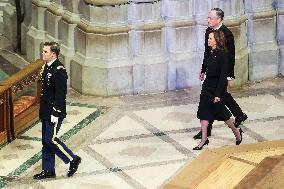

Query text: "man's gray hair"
[211, 8, 224, 21]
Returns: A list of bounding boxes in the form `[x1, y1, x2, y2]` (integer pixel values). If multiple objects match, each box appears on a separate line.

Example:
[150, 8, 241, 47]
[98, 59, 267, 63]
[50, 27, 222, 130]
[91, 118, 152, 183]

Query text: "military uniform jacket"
[39, 59, 67, 120]
[202, 24, 235, 78]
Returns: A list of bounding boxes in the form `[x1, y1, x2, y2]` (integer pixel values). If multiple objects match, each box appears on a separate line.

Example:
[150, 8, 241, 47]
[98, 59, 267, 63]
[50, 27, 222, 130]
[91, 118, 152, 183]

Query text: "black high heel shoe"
[236, 128, 243, 145]
[193, 138, 209, 150]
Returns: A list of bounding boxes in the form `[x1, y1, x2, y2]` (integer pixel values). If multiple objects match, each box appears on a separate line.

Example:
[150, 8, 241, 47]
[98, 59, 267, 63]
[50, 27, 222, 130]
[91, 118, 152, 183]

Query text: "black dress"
[197, 50, 232, 121]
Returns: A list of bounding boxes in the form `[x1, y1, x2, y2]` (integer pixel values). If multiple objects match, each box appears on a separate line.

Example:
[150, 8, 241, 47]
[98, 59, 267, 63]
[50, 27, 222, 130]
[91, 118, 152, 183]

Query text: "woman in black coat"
[193, 30, 243, 150]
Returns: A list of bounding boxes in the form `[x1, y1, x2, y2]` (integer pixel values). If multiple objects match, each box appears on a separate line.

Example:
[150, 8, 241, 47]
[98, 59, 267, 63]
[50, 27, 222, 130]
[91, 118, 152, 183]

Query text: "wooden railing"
[0, 59, 44, 144]
[0, 85, 10, 144]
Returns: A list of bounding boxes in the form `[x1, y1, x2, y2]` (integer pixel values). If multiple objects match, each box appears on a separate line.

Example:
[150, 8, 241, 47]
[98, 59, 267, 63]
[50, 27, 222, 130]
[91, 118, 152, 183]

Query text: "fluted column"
[246, 0, 278, 80]
[26, 0, 51, 62]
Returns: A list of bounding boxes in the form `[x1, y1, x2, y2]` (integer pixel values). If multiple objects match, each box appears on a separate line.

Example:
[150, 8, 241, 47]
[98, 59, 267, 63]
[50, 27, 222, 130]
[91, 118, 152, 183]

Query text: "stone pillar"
[246, 0, 278, 80]
[3, 0, 16, 49]
[164, 0, 200, 90]
[45, 1, 65, 42]
[21, 0, 32, 54]
[276, 0, 284, 76]
[58, 0, 80, 86]
[71, 1, 131, 95]
[130, 0, 166, 94]
[26, 0, 51, 62]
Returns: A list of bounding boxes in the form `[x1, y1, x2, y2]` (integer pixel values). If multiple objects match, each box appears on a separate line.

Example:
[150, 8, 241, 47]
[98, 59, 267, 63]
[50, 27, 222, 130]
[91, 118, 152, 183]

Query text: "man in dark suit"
[193, 8, 248, 140]
[33, 42, 81, 179]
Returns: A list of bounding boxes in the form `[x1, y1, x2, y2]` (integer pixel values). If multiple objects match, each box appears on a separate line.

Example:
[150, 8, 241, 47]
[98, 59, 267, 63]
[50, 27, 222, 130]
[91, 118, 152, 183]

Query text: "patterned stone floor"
[1, 77, 284, 189]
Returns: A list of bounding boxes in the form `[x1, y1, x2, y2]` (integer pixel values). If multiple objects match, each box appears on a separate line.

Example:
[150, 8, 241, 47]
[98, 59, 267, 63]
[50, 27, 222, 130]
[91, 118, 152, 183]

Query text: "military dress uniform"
[39, 59, 77, 173]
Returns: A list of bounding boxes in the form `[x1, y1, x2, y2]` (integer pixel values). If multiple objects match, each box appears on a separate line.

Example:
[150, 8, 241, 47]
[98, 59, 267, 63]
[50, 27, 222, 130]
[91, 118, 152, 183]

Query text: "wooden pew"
[0, 85, 10, 144]
[0, 59, 44, 139]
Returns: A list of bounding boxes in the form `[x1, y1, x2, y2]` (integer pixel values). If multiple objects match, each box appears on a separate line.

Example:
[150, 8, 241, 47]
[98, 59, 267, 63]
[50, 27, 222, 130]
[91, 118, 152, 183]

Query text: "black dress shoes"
[235, 114, 248, 127]
[67, 155, 81, 177]
[193, 128, 212, 140]
[33, 170, 56, 179]
[236, 128, 244, 145]
[193, 138, 209, 150]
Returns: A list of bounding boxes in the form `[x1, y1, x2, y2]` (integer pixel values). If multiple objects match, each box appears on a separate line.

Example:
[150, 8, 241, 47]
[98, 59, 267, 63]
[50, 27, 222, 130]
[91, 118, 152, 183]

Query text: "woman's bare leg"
[199, 120, 209, 146]
[224, 118, 241, 141]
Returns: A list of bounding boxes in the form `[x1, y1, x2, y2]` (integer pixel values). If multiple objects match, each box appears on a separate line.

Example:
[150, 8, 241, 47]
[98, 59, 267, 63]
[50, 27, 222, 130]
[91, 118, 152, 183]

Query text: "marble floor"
[1, 77, 284, 189]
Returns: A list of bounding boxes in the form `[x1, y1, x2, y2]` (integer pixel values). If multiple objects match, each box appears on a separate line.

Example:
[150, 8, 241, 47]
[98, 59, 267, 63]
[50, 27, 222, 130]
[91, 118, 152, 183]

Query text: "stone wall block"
[129, 1, 161, 22]
[165, 0, 193, 19]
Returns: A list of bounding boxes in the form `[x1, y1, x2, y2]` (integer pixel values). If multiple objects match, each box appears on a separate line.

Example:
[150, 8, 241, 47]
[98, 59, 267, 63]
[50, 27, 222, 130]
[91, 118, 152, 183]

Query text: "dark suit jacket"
[201, 50, 229, 98]
[202, 24, 235, 78]
[39, 59, 67, 120]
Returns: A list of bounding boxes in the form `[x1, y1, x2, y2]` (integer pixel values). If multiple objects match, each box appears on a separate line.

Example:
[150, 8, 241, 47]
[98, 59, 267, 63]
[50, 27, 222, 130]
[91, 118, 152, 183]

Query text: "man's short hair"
[43, 41, 60, 57]
[211, 8, 224, 21]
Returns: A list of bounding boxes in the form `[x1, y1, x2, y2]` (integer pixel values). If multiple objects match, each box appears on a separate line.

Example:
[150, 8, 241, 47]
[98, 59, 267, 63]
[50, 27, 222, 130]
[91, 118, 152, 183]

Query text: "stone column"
[164, 0, 200, 90]
[246, 0, 278, 80]
[71, 0, 131, 96]
[21, 0, 32, 54]
[26, 0, 51, 62]
[58, 0, 80, 86]
[3, 0, 16, 49]
[130, 0, 166, 94]
[45, 1, 65, 42]
[275, 0, 284, 76]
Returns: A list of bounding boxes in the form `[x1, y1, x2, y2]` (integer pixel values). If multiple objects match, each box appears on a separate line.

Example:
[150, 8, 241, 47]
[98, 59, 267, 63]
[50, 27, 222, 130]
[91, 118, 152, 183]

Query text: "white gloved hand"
[51, 115, 59, 123]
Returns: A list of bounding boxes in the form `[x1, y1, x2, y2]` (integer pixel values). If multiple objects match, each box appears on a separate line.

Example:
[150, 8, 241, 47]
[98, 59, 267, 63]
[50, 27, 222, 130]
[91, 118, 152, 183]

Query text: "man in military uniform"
[34, 42, 81, 179]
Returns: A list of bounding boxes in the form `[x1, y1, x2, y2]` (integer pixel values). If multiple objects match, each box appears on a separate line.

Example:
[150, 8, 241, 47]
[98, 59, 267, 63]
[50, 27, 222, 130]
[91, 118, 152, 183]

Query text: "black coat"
[39, 59, 67, 120]
[201, 50, 229, 98]
[202, 24, 235, 78]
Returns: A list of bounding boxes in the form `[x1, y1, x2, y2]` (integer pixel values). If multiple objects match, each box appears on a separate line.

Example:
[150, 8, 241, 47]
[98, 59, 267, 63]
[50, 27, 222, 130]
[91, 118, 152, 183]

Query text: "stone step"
[162, 140, 284, 189]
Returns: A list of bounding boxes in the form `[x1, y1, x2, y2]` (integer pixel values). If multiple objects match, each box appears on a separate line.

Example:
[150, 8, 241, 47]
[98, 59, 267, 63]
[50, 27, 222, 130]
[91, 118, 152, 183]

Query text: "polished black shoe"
[193, 127, 212, 140]
[193, 131, 202, 140]
[235, 114, 248, 127]
[67, 156, 81, 177]
[236, 128, 243, 145]
[193, 139, 209, 150]
[33, 170, 56, 180]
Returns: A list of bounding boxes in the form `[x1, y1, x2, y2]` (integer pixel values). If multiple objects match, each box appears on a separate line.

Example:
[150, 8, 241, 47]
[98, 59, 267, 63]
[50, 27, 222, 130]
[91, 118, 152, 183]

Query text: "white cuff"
[51, 115, 59, 123]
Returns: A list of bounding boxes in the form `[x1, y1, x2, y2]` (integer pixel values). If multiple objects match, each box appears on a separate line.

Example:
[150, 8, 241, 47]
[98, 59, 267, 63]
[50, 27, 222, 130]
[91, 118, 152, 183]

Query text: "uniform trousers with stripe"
[42, 120, 76, 171]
